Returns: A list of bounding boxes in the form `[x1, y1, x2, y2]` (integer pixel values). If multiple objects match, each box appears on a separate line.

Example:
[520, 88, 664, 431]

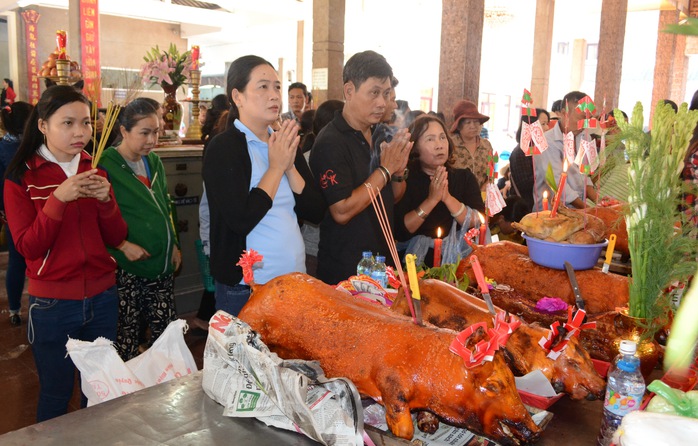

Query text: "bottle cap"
[375, 256, 386, 262]
[619, 340, 637, 355]
[362, 251, 372, 257]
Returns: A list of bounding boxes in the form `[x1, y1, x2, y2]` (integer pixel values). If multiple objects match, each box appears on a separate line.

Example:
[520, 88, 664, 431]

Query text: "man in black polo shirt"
[310, 50, 411, 284]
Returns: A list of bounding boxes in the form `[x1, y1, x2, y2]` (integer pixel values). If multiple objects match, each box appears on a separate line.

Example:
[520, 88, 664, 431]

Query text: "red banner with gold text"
[21, 10, 41, 105]
[80, 0, 101, 98]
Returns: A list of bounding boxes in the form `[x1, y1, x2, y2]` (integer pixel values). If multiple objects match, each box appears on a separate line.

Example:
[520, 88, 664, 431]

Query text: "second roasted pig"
[391, 279, 605, 400]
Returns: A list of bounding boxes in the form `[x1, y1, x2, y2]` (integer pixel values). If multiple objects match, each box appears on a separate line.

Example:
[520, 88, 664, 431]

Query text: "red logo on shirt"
[320, 169, 338, 189]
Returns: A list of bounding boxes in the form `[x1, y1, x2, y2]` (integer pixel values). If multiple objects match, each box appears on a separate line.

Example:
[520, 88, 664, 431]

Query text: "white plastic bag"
[127, 319, 197, 387]
[66, 337, 145, 406]
[67, 319, 197, 406]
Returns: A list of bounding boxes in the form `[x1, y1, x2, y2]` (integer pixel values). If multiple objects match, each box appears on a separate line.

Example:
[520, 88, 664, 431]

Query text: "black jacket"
[202, 124, 325, 286]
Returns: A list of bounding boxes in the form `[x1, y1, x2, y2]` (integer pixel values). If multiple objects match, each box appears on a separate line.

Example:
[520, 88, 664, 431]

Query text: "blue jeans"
[5, 225, 26, 313]
[214, 282, 251, 316]
[28, 286, 118, 422]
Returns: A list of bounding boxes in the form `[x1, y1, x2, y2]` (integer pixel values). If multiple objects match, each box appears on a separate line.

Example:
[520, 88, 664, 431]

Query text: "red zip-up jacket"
[3, 151, 127, 299]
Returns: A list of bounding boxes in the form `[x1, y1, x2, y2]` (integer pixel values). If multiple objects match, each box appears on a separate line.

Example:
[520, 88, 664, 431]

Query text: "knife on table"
[601, 234, 617, 274]
[470, 255, 496, 314]
[564, 261, 586, 311]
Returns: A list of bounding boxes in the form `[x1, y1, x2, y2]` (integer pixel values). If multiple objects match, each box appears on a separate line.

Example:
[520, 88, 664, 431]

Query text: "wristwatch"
[391, 168, 409, 182]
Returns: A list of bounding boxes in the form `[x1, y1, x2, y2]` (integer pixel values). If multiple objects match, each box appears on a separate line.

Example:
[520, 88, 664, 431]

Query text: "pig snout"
[477, 361, 541, 444]
[493, 418, 542, 445]
[555, 340, 606, 400]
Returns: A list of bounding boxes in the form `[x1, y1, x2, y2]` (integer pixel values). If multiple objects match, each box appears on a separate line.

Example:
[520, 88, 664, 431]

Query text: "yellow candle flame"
[437, 227, 442, 238]
[478, 212, 485, 224]
[543, 190, 548, 200]
[405, 254, 421, 300]
[563, 159, 569, 172]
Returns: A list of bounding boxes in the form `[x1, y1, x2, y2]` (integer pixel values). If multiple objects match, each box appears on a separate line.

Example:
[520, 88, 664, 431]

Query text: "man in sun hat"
[449, 100, 494, 189]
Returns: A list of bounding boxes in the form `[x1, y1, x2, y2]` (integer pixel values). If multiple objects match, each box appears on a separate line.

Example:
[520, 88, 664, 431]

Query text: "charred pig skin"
[238, 273, 541, 445]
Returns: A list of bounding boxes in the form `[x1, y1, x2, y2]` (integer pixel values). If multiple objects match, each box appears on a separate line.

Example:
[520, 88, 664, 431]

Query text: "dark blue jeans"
[214, 282, 251, 317]
[5, 225, 26, 313]
[28, 286, 118, 422]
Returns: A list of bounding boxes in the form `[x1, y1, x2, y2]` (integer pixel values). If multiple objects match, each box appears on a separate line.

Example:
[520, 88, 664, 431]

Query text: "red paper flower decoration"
[236, 249, 263, 284]
[449, 312, 521, 368]
[385, 266, 401, 289]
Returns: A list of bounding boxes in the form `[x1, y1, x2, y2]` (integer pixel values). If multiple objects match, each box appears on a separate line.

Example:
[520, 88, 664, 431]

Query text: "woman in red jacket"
[2, 78, 16, 105]
[3, 85, 127, 422]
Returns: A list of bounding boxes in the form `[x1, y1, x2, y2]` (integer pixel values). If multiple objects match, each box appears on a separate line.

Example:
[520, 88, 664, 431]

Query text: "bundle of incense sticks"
[91, 101, 121, 168]
[84, 78, 102, 162]
[365, 183, 418, 324]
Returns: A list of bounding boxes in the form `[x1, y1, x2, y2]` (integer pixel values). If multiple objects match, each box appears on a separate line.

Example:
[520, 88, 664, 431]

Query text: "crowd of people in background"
[3, 49, 698, 424]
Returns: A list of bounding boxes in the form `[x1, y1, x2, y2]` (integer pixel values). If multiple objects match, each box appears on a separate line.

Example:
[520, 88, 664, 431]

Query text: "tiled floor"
[0, 251, 208, 436]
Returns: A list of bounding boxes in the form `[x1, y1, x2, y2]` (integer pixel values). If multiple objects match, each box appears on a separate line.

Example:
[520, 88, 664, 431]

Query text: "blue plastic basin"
[522, 234, 608, 270]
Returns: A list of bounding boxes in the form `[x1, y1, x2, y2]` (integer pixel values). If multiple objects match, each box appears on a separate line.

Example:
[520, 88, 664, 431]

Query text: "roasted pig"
[457, 241, 629, 314]
[391, 279, 605, 400]
[588, 205, 629, 257]
[239, 273, 541, 445]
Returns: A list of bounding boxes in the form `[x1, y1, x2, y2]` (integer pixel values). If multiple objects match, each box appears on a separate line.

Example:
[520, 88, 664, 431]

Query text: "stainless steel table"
[0, 371, 319, 445]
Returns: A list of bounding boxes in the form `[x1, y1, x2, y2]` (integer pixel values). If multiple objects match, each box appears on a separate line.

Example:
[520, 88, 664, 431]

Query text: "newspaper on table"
[363, 402, 552, 446]
[201, 310, 364, 446]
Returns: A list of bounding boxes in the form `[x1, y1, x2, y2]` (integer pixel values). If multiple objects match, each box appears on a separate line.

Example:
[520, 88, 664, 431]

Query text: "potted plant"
[609, 101, 698, 374]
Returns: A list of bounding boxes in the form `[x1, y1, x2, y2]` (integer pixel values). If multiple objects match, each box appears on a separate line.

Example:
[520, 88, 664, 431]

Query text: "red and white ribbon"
[538, 307, 596, 359]
[450, 312, 521, 368]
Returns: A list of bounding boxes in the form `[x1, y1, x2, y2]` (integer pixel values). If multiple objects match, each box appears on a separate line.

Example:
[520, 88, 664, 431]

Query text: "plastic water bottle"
[370, 255, 387, 288]
[597, 340, 646, 446]
[357, 251, 374, 276]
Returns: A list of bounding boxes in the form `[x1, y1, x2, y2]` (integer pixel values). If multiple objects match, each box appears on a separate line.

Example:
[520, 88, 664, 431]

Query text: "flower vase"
[611, 309, 661, 380]
[161, 84, 182, 134]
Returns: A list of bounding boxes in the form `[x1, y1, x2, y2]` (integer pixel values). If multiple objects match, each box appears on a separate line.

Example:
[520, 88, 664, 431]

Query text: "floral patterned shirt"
[449, 133, 493, 188]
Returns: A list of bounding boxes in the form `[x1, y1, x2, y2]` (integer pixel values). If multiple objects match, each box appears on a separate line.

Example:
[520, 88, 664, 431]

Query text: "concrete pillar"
[570, 39, 587, 92]
[594, 0, 628, 109]
[312, 0, 345, 104]
[438, 0, 485, 126]
[651, 9, 682, 116]
[670, 33, 687, 103]
[297, 20, 304, 83]
[531, 0, 555, 111]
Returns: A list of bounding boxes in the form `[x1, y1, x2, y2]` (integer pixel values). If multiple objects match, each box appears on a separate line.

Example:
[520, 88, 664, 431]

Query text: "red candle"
[191, 45, 200, 70]
[478, 212, 487, 245]
[543, 190, 549, 211]
[433, 227, 443, 267]
[550, 160, 568, 218]
[56, 30, 67, 60]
